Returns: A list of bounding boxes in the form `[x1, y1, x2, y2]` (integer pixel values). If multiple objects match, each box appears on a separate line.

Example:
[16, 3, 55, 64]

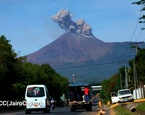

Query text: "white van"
[25, 85, 50, 114]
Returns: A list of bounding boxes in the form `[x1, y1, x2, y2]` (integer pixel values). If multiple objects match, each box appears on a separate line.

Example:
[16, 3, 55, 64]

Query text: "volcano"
[27, 33, 113, 63]
[26, 9, 145, 83]
[26, 32, 140, 83]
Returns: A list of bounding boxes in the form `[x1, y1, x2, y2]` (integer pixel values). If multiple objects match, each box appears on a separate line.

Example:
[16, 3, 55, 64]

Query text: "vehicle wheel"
[43, 110, 46, 113]
[86, 106, 89, 111]
[86, 104, 92, 111]
[25, 109, 31, 114]
[89, 106, 92, 111]
[43, 108, 50, 113]
[71, 107, 76, 112]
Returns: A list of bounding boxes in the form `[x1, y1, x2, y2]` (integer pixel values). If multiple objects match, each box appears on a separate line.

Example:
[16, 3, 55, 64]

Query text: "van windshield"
[27, 87, 45, 97]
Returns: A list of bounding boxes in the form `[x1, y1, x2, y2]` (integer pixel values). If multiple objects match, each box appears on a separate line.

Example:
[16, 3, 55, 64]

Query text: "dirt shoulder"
[109, 108, 116, 115]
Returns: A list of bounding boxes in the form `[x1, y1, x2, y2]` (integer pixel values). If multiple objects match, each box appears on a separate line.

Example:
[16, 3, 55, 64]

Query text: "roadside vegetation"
[136, 102, 145, 112]
[112, 102, 145, 115]
[0, 35, 69, 110]
[113, 106, 138, 115]
[100, 0, 145, 104]
[100, 46, 145, 103]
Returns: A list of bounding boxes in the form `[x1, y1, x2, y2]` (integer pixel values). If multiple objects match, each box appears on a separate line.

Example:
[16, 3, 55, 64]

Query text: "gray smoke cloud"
[52, 9, 94, 37]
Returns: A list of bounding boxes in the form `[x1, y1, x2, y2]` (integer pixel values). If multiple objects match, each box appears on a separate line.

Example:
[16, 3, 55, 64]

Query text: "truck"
[68, 82, 93, 112]
[111, 89, 134, 104]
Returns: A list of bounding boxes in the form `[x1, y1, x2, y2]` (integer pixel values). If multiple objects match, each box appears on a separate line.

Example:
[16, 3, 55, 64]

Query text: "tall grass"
[114, 106, 137, 115]
[136, 102, 145, 111]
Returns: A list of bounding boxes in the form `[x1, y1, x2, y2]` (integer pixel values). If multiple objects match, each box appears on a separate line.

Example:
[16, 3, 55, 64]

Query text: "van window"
[27, 87, 45, 97]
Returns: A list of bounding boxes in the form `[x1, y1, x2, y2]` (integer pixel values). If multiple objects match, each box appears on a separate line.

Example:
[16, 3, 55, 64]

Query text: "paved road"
[1, 106, 110, 115]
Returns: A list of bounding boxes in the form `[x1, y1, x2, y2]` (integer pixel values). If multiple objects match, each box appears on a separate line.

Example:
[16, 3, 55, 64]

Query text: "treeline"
[0, 35, 69, 101]
[100, 46, 145, 103]
[100, 0, 145, 103]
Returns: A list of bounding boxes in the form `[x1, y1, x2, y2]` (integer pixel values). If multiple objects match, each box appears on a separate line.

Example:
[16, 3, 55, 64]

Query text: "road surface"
[1, 106, 110, 115]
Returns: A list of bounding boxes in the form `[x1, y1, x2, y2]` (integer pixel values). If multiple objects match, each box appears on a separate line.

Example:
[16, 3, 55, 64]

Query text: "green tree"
[129, 48, 145, 85]
[100, 79, 111, 103]
[40, 64, 69, 100]
[132, 0, 145, 27]
[11, 62, 69, 101]
[100, 66, 127, 102]
[0, 35, 18, 100]
[0, 35, 69, 102]
[135, 48, 145, 82]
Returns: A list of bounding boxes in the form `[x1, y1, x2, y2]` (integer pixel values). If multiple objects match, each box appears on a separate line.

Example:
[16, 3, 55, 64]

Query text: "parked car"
[111, 89, 134, 104]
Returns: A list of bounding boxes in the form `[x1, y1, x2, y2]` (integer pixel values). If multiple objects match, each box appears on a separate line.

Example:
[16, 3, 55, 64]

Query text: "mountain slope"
[26, 32, 140, 82]
[27, 33, 113, 64]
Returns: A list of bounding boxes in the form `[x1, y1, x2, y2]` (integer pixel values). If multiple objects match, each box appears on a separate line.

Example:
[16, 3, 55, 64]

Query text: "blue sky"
[0, 0, 144, 56]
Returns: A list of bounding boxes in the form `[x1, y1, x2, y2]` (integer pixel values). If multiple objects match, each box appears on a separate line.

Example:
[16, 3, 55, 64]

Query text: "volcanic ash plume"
[52, 9, 94, 37]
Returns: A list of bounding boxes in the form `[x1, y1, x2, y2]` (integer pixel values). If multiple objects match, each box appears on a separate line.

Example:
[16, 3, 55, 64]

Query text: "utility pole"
[120, 73, 122, 89]
[129, 42, 144, 54]
[118, 61, 127, 89]
[125, 60, 128, 89]
[72, 74, 77, 83]
[129, 41, 144, 99]
[133, 59, 138, 99]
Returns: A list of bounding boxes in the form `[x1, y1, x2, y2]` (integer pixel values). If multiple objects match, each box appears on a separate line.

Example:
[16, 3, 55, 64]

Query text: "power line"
[135, 23, 145, 41]
[121, 5, 144, 61]
[130, 5, 143, 42]
[129, 41, 144, 54]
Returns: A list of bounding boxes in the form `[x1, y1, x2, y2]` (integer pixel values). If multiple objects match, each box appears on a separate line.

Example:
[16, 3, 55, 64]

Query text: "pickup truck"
[68, 82, 93, 112]
[111, 89, 134, 104]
